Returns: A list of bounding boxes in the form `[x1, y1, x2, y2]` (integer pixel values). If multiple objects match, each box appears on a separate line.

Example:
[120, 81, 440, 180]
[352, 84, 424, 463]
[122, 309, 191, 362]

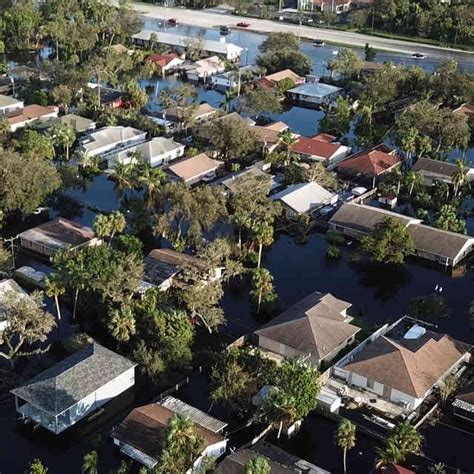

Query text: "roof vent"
[403, 324, 426, 340]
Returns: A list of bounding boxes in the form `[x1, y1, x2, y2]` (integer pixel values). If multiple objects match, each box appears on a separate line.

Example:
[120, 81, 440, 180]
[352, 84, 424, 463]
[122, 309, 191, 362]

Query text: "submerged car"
[411, 52, 427, 60]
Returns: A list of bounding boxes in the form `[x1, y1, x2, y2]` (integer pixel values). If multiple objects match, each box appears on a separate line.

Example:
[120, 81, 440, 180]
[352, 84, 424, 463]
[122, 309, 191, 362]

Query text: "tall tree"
[93, 211, 127, 244]
[336, 419, 356, 474]
[107, 305, 136, 347]
[434, 204, 466, 234]
[245, 457, 271, 474]
[250, 268, 277, 314]
[49, 123, 76, 161]
[452, 158, 469, 197]
[45, 274, 65, 321]
[240, 84, 282, 118]
[82, 450, 98, 474]
[328, 49, 362, 80]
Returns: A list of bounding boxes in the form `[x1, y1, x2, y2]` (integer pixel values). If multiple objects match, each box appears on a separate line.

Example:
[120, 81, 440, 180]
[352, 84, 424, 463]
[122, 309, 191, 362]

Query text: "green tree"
[82, 450, 98, 474]
[279, 129, 297, 167]
[319, 96, 353, 137]
[240, 84, 282, 118]
[93, 211, 127, 244]
[408, 293, 450, 321]
[252, 222, 274, 269]
[158, 414, 205, 474]
[29, 459, 48, 474]
[2, 2, 41, 52]
[124, 81, 148, 110]
[14, 129, 55, 161]
[136, 163, 166, 208]
[452, 158, 469, 197]
[107, 305, 136, 346]
[328, 49, 362, 80]
[111, 162, 137, 196]
[362, 217, 415, 264]
[364, 43, 376, 62]
[435, 204, 466, 234]
[49, 123, 76, 161]
[0, 291, 56, 367]
[336, 419, 356, 474]
[45, 273, 65, 321]
[51, 84, 73, 114]
[250, 267, 277, 314]
[245, 457, 271, 474]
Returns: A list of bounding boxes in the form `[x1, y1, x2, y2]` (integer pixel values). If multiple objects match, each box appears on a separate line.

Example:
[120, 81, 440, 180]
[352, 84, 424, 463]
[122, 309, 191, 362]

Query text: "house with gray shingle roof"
[11, 343, 136, 434]
[254, 291, 360, 367]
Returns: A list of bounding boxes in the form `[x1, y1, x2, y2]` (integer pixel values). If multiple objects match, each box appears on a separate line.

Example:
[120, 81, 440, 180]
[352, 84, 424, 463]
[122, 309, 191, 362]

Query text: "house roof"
[144, 248, 207, 286]
[291, 135, 342, 160]
[455, 383, 474, 406]
[0, 94, 22, 108]
[454, 103, 474, 121]
[116, 137, 184, 162]
[217, 165, 275, 194]
[146, 53, 180, 67]
[287, 82, 342, 99]
[329, 202, 419, 234]
[412, 157, 459, 178]
[18, 218, 95, 251]
[113, 401, 225, 461]
[163, 102, 218, 123]
[344, 330, 470, 398]
[265, 69, 304, 84]
[168, 153, 222, 182]
[7, 104, 57, 126]
[271, 182, 335, 214]
[36, 114, 96, 133]
[338, 144, 401, 176]
[407, 224, 474, 260]
[11, 343, 136, 416]
[251, 125, 282, 146]
[81, 126, 145, 153]
[185, 56, 225, 75]
[255, 291, 360, 360]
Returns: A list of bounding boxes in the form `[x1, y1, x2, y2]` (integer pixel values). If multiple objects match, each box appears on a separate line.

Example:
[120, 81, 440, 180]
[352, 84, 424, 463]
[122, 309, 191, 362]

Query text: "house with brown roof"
[254, 291, 360, 367]
[337, 144, 402, 185]
[291, 133, 351, 169]
[167, 153, 223, 185]
[7, 104, 58, 132]
[162, 102, 218, 131]
[264, 69, 305, 86]
[18, 218, 100, 259]
[412, 157, 474, 186]
[142, 248, 222, 290]
[251, 121, 290, 153]
[112, 396, 228, 470]
[338, 322, 470, 410]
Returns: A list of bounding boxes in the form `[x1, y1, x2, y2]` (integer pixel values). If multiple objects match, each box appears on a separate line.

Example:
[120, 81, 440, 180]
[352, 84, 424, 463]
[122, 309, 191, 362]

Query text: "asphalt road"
[131, 2, 473, 61]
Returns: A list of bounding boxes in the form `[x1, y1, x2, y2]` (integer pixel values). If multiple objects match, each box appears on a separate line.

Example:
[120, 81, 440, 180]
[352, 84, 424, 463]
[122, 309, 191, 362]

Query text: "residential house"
[210, 65, 261, 90]
[336, 144, 402, 186]
[87, 84, 123, 109]
[0, 279, 30, 332]
[131, 30, 243, 61]
[167, 153, 223, 185]
[252, 121, 289, 154]
[35, 114, 97, 134]
[254, 291, 360, 368]
[329, 202, 474, 267]
[112, 396, 228, 471]
[291, 133, 351, 169]
[78, 126, 147, 160]
[452, 384, 474, 423]
[7, 104, 58, 132]
[0, 94, 23, 116]
[337, 322, 470, 411]
[298, 0, 352, 13]
[0, 76, 13, 95]
[18, 218, 100, 259]
[257, 69, 305, 91]
[161, 102, 218, 131]
[215, 441, 330, 473]
[146, 53, 184, 74]
[107, 137, 185, 169]
[11, 343, 136, 434]
[286, 81, 342, 108]
[271, 182, 338, 218]
[412, 157, 474, 186]
[184, 56, 225, 82]
[142, 248, 222, 291]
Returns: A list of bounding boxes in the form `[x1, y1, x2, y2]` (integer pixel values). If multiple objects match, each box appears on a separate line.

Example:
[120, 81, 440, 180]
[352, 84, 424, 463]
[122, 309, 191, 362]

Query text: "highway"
[131, 2, 473, 61]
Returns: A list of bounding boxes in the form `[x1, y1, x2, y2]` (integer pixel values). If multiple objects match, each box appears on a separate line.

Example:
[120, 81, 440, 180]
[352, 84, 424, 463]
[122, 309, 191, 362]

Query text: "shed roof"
[271, 182, 335, 214]
[255, 291, 359, 360]
[11, 343, 136, 415]
[168, 153, 222, 182]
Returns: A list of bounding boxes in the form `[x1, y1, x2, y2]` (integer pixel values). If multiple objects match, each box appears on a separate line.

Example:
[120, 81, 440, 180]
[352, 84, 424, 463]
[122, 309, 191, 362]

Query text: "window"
[367, 379, 375, 390]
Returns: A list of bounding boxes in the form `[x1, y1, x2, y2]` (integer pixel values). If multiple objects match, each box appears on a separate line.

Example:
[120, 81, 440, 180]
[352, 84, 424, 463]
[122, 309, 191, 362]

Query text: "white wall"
[389, 388, 419, 410]
[191, 440, 227, 474]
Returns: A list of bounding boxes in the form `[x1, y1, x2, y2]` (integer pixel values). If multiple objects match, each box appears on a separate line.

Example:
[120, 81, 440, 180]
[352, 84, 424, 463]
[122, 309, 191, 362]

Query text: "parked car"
[237, 22, 250, 27]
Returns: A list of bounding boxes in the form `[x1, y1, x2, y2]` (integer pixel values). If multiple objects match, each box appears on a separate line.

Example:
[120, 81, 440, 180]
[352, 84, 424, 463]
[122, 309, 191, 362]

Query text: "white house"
[286, 81, 342, 107]
[0, 94, 23, 116]
[336, 322, 471, 411]
[107, 137, 185, 169]
[0, 279, 30, 332]
[78, 126, 147, 160]
[11, 343, 136, 434]
[7, 104, 58, 132]
[185, 56, 225, 82]
[112, 396, 228, 471]
[167, 153, 223, 185]
[271, 181, 338, 217]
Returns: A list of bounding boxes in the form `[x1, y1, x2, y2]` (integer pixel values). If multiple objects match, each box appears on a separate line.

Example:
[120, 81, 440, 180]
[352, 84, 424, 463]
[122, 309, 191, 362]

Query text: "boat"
[313, 39, 325, 47]
[220, 25, 231, 35]
[411, 52, 427, 60]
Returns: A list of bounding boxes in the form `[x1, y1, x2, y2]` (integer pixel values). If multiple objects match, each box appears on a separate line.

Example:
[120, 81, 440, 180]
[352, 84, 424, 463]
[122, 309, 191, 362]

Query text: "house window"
[367, 379, 375, 390]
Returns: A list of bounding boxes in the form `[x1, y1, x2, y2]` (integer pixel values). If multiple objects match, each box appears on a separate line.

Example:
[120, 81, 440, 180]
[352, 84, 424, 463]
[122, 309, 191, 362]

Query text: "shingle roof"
[412, 157, 459, 178]
[329, 202, 419, 234]
[255, 291, 360, 360]
[338, 144, 401, 176]
[36, 114, 96, 133]
[168, 153, 222, 182]
[113, 401, 225, 460]
[291, 135, 341, 160]
[271, 182, 335, 214]
[11, 343, 136, 415]
[344, 332, 470, 397]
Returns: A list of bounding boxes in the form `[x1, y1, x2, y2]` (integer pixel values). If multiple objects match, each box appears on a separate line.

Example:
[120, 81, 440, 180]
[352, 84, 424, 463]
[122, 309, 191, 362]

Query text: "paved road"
[131, 2, 473, 60]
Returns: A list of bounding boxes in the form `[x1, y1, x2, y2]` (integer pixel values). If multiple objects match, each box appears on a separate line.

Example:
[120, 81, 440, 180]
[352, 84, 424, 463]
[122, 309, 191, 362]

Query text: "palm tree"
[452, 158, 469, 197]
[359, 104, 374, 144]
[245, 456, 271, 474]
[107, 306, 136, 348]
[375, 438, 404, 468]
[137, 163, 166, 208]
[250, 268, 276, 314]
[252, 222, 274, 269]
[220, 89, 236, 112]
[335, 419, 356, 474]
[279, 129, 297, 167]
[111, 162, 136, 196]
[93, 211, 126, 245]
[400, 127, 418, 167]
[29, 459, 48, 474]
[231, 209, 251, 248]
[45, 274, 65, 321]
[82, 450, 98, 474]
[49, 123, 76, 161]
[404, 170, 418, 196]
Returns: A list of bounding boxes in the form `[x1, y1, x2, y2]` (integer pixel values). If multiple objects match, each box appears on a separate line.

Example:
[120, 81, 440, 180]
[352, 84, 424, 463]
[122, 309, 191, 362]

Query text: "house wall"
[390, 388, 420, 409]
[0, 101, 23, 116]
[258, 335, 320, 366]
[191, 440, 228, 474]
[149, 146, 185, 168]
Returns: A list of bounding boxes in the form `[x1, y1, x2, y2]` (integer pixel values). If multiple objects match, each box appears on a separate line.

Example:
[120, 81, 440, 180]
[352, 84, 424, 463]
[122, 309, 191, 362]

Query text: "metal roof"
[159, 396, 228, 433]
